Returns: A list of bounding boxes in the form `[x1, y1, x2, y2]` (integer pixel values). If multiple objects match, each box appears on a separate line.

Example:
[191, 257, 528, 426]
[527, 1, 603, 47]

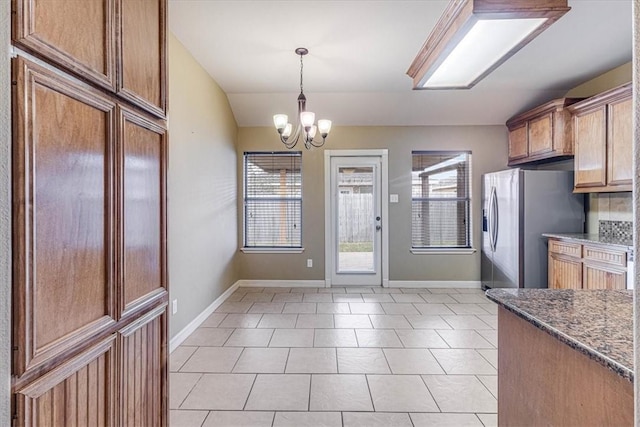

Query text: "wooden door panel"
[13, 0, 116, 90]
[528, 113, 553, 156]
[119, 306, 167, 427]
[548, 253, 582, 289]
[119, 0, 166, 117]
[13, 57, 116, 377]
[16, 336, 116, 427]
[508, 124, 528, 161]
[574, 109, 606, 189]
[607, 97, 632, 187]
[583, 263, 626, 290]
[120, 107, 167, 316]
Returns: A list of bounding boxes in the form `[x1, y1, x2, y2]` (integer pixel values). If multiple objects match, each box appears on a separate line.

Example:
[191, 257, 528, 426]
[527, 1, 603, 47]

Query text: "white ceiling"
[169, 0, 632, 127]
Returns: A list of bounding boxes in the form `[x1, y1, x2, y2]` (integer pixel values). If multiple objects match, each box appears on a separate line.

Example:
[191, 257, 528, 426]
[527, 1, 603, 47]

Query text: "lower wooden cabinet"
[548, 238, 627, 290]
[583, 261, 627, 290]
[14, 307, 167, 426]
[548, 253, 582, 289]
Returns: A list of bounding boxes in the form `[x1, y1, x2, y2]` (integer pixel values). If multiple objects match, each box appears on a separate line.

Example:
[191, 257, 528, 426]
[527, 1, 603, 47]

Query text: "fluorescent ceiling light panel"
[406, 0, 570, 90]
[423, 18, 546, 88]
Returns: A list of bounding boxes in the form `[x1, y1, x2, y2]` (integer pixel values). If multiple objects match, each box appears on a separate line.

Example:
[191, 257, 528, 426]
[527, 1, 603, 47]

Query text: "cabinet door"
[15, 336, 116, 427]
[508, 124, 528, 162]
[119, 107, 167, 318]
[528, 113, 553, 156]
[583, 262, 626, 290]
[12, 57, 117, 378]
[607, 97, 632, 187]
[118, 0, 167, 117]
[548, 253, 582, 289]
[573, 108, 606, 189]
[13, 0, 116, 91]
[119, 306, 167, 427]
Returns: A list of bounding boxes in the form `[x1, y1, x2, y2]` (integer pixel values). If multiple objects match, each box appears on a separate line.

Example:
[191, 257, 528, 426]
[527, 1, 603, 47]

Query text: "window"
[244, 152, 302, 248]
[411, 151, 471, 249]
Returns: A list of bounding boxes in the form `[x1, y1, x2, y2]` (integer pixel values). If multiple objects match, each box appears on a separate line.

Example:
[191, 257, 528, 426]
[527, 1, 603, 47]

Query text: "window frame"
[410, 150, 475, 254]
[242, 151, 304, 252]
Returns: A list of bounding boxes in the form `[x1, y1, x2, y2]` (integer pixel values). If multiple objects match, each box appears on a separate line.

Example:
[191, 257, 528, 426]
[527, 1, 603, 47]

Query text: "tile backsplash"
[599, 220, 633, 239]
[586, 192, 633, 234]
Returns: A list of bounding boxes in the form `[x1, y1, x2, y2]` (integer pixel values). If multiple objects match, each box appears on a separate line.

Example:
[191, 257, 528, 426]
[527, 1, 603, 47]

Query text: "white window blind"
[244, 152, 302, 248]
[411, 151, 471, 248]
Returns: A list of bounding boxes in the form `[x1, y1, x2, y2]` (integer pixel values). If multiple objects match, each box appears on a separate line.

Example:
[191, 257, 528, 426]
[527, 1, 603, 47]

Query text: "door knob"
[376, 225, 382, 231]
[376, 216, 381, 221]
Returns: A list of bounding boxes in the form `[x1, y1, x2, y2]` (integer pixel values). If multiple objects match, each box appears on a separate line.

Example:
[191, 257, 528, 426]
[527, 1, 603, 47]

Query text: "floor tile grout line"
[241, 373, 259, 411]
[419, 373, 443, 413]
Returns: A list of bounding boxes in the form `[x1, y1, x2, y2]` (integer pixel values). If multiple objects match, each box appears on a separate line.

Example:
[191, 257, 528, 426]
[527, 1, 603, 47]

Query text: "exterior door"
[329, 156, 382, 286]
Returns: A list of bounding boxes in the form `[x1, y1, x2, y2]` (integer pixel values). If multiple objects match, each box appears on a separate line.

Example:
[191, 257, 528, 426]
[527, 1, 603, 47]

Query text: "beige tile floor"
[170, 287, 498, 427]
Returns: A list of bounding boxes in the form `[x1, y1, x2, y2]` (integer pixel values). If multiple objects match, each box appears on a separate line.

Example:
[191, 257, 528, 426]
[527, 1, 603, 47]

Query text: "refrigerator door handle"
[491, 186, 499, 251]
[488, 186, 496, 252]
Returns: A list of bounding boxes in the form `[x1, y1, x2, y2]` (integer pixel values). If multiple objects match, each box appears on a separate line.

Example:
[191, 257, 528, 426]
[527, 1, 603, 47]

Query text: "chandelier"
[273, 48, 332, 149]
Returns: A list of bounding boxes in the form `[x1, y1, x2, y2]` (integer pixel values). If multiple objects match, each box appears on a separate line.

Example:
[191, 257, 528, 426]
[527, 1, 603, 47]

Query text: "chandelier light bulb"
[300, 111, 315, 129]
[317, 119, 332, 136]
[282, 123, 293, 138]
[273, 114, 288, 131]
[307, 125, 317, 140]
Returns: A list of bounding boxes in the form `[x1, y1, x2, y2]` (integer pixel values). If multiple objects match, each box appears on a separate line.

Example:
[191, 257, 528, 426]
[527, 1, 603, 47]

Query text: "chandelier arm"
[306, 136, 326, 148]
[281, 122, 303, 149]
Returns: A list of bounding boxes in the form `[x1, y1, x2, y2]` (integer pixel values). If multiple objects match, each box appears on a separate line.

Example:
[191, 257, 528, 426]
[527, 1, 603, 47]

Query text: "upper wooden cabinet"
[12, 0, 117, 91]
[118, 0, 167, 117]
[13, 0, 167, 117]
[506, 98, 582, 166]
[568, 83, 632, 193]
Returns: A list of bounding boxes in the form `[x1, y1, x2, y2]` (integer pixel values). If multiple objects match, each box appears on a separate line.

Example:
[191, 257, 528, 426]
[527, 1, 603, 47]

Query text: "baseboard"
[169, 281, 240, 353]
[237, 280, 326, 288]
[387, 280, 481, 289]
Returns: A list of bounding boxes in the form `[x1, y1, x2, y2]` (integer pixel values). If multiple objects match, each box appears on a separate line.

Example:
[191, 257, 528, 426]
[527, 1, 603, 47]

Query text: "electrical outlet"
[307, 259, 313, 268]
[172, 299, 178, 315]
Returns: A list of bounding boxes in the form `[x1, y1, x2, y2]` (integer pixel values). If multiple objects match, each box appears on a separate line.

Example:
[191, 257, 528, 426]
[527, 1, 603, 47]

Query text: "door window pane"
[337, 166, 374, 272]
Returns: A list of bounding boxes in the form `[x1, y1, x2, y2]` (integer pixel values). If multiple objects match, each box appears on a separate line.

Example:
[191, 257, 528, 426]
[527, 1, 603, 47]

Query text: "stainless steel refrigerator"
[481, 169, 584, 289]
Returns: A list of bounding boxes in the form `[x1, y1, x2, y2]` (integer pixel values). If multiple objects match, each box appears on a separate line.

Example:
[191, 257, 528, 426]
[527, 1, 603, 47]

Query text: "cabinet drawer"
[583, 245, 626, 267]
[549, 239, 582, 257]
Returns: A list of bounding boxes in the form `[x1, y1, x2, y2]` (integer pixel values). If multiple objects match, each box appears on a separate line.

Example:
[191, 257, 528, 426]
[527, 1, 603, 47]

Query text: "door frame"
[324, 149, 389, 287]
[1, 2, 12, 424]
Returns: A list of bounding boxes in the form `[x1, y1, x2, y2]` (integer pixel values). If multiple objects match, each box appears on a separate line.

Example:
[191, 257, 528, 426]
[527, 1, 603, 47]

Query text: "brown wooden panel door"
[119, 107, 167, 317]
[118, 0, 167, 117]
[13, 0, 116, 91]
[573, 108, 606, 189]
[119, 306, 167, 427]
[528, 113, 553, 156]
[548, 253, 582, 289]
[12, 57, 117, 379]
[607, 97, 632, 188]
[15, 336, 116, 426]
[583, 263, 626, 290]
[507, 124, 528, 162]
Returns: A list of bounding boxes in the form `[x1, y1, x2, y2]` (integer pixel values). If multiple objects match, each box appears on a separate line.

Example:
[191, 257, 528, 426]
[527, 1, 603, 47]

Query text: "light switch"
[390, 194, 399, 203]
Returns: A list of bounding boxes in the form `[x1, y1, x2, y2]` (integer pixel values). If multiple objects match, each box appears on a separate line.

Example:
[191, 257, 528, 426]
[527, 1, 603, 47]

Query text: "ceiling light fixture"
[274, 48, 332, 149]
[407, 0, 570, 90]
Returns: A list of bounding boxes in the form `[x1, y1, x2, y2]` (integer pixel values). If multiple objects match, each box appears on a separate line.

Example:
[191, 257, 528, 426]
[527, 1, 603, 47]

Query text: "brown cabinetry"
[506, 98, 581, 166]
[548, 238, 627, 290]
[568, 83, 632, 193]
[13, 0, 166, 116]
[12, 28, 167, 427]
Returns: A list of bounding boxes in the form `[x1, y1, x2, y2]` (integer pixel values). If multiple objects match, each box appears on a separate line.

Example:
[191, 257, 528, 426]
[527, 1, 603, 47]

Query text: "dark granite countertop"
[486, 288, 633, 382]
[542, 233, 633, 251]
